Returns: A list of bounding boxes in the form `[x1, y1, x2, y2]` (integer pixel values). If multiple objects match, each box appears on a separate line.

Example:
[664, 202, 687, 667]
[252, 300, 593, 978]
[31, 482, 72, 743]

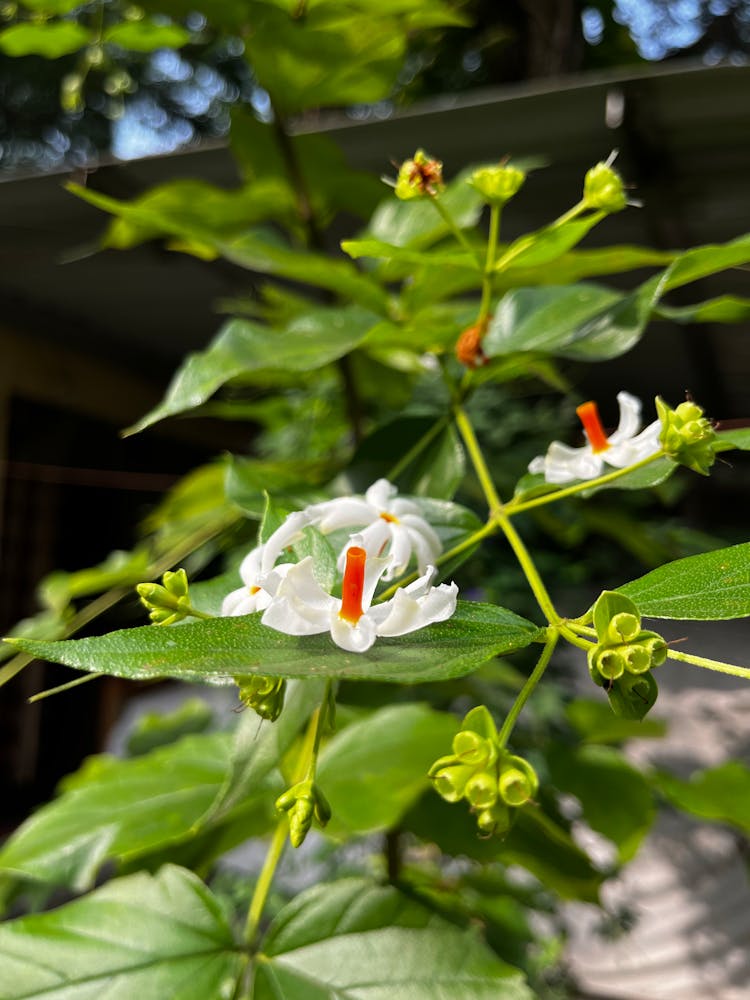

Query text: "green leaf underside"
[656, 762, 750, 833]
[514, 456, 676, 502]
[255, 878, 533, 1000]
[8, 603, 543, 685]
[618, 542, 750, 619]
[0, 865, 242, 1000]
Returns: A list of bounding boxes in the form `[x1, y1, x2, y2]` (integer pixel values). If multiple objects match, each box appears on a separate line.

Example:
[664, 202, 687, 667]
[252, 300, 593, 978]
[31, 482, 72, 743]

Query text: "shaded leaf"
[565, 698, 666, 744]
[656, 762, 750, 833]
[0, 21, 90, 57]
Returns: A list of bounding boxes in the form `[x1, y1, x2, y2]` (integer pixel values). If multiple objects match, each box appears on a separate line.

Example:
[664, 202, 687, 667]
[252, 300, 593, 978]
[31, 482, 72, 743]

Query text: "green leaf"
[494, 214, 606, 272]
[618, 542, 750, 619]
[341, 237, 477, 269]
[18, 0, 84, 13]
[293, 527, 338, 593]
[0, 732, 234, 890]
[7, 602, 545, 685]
[497, 244, 675, 289]
[565, 698, 666, 744]
[0, 21, 91, 57]
[0, 865, 243, 999]
[104, 19, 191, 51]
[591, 590, 640, 638]
[548, 744, 655, 862]
[200, 679, 325, 824]
[715, 427, 750, 451]
[126, 697, 213, 756]
[256, 877, 532, 1000]
[348, 415, 464, 499]
[125, 307, 379, 435]
[404, 794, 602, 902]
[317, 704, 457, 837]
[514, 456, 677, 503]
[367, 168, 485, 249]
[656, 294, 750, 324]
[607, 671, 659, 720]
[656, 762, 750, 833]
[39, 547, 151, 614]
[226, 455, 334, 515]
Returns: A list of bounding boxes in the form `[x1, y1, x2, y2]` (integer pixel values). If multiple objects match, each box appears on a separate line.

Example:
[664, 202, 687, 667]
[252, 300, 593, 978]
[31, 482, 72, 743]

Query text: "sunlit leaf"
[104, 19, 191, 51]
[0, 21, 90, 57]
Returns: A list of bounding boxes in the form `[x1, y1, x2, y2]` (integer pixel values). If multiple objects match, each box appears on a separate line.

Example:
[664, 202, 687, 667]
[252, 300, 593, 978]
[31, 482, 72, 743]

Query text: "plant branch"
[666, 648, 750, 681]
[497, 629, 558, 747]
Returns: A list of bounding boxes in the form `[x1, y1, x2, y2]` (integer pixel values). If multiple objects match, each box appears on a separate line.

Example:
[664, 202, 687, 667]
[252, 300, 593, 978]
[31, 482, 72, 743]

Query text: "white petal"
[374, 580, 458, 637]
[539, 441, 603, 484]
[400, 514, 442, 566]
[261, 596, 330, 636]
[608, 391, 642, 445]
[306, 496, 376, 533]
[382, 522, 412, 579]
[337, 520, 391, 572]
[268, 558, 333, 611]
[528, 456, 546, 475]
[238, 546, 263, 586]
[607, 419, 662, 467]
[221, 586, 260, 617]
[329, 611, 377, 652]
[389, 497, 420, 517]
[261, 511, 312, 572]
[364, 478, 397, 510]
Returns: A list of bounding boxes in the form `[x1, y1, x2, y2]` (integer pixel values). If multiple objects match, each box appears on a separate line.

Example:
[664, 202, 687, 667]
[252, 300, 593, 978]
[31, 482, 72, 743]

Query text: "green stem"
[243, 686, 330, 947]
[497, 629, 558, 747]
[430, 197, 483, 265]
[243, 818, 288, 949]
[666, 648, 750, 681]
[506, 453, 665, 517]
[478, 204, 500, 323]
[386, 415, 450, 483]
[454, 405, 503, 515]
[497, 513, 560, 624]
[558, 622, 594, 652]
[28, 672, 101, 703]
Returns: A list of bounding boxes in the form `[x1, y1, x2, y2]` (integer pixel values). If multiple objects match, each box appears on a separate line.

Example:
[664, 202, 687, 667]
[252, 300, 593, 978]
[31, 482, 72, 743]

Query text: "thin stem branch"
[505, 453, 665, 517]
[453, 405, 503, 515]
[666, 648, 750, 681]
[430, 197, 483, 265]
[497, 629, 558, 747]
[386, 415, 450, 483]
[497, 513, 560, 624]
[304, 679, 332, 781]
[28, 672, 101, 703]
[478, 203, 500, 323]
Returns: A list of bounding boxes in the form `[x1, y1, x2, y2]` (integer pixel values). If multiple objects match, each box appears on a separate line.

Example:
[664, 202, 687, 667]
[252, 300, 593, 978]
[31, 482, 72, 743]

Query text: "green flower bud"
[61, 74, 84, 114]
[235, 675, 287, 722]
[395, 149, 444, 200]
[498, 754, 538, 806]
[593, 647, 626, 680]
[641, 633, 668, 667]
[464, 770, 498, 809]
[452, 729, 496, 769]
[656, 396, 717, 475]
[275, 779, 330, 848]
[136, 569, 198, 626]
[583, 156, 627, 213]
[469, 163, 526, 205]
[430, 761, 475, 803]
[624, 643, 652, 675]
[476, 800, 511, 836]
[162, 568, 189, 598]
[607, 612, 641, 644]
[84, 44, 105, 67]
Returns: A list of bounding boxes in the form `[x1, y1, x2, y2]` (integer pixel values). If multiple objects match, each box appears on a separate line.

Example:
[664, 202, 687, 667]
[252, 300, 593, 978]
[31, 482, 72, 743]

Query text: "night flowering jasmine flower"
[304, 478, 441, 581]
[259, 536, 458, 653]
[221, 512, 310, 616]
[528, 391, 661, 484]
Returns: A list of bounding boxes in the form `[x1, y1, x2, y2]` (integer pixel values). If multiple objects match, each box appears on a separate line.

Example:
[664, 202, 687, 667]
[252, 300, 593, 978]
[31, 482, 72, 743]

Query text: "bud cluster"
[136, 569, 193, 626]
[275, 779, 331, 848]
[429, 706, 538, 836]
[656, 396, 717, 475]
[587, 591, 666, 719]
[583, 155, 628, 213]
[234, 675, 287, 722]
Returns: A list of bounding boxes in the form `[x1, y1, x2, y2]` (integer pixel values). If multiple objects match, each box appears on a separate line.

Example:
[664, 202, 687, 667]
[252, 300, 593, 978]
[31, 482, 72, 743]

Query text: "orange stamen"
[576, 400, 610, 454]
[380, 512, 398, 524]
[249, 585, 261, 595]
[339, 546, 367, 624]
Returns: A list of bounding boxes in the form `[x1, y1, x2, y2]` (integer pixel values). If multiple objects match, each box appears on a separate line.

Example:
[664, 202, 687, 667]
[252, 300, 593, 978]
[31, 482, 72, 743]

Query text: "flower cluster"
[221, 480, 458, 655]
[656, 396, 717, 475]
[429, 705, 538, 836]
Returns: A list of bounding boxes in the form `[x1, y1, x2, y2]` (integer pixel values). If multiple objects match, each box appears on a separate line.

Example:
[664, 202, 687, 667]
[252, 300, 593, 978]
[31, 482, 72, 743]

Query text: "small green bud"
[464, 770, 498, 809]
[498, 754, 538, 806]
[469, 163, 526, 205]
[624, 643, 652, 675]
[476, 800, 510, 836]
[61, 74, 84, 114]
[235, 675, 287, 722]
[583, 156, 628, 213]
[275, 779, 330, 848]
[431, 760, 475, 803]
[608, 612, 641, 644]
[84, 44, 105, 67]
[395, 149, 444, 200]
[452, 729, 496, 769]
[593, 647, 626, 680]
[642, 633, 668, 667]
[162, 568, 189, 598]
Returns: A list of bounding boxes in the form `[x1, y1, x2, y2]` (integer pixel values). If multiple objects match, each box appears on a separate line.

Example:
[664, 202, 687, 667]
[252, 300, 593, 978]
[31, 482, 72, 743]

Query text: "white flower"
[304, 478, 441, 581]
[259, 537, 458, 653]
[221, 512, 311, 616]
[528, 391, 661, 485]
